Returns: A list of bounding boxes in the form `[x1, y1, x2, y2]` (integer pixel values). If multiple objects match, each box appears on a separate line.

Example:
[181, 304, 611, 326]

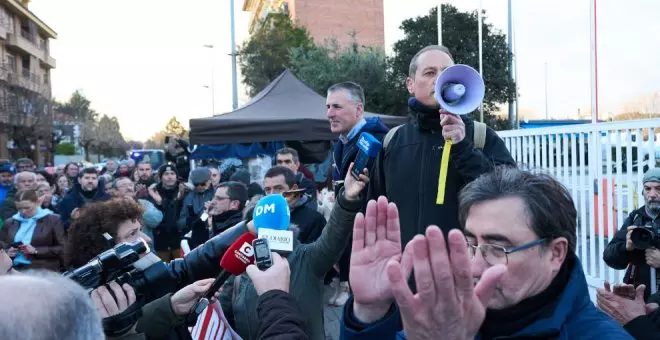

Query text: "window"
[6, 54, 15, 72]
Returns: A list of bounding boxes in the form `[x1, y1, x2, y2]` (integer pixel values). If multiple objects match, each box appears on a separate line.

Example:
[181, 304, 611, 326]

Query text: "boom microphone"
[189, 232, 257, 318]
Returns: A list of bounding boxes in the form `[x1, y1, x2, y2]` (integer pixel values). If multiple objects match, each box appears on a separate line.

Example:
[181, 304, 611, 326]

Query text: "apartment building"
[243, 0, 384, 49]
[0, 0, 56, 163]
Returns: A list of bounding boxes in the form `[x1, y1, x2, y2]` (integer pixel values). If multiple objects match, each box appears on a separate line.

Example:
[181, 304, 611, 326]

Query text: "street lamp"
[203, 44, 215, 115]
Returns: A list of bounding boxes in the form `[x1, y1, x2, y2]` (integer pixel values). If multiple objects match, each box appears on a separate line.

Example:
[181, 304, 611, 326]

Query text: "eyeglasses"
[467, 238, 547, 266]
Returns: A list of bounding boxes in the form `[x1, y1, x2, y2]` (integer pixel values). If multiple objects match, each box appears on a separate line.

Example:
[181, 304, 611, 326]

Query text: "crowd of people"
[0, 43, 657, 340]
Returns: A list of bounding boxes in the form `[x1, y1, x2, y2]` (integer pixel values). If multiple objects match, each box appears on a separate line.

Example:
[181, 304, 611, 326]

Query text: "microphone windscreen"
[252, 194, 290, 233]
[220, 232, 257, 276]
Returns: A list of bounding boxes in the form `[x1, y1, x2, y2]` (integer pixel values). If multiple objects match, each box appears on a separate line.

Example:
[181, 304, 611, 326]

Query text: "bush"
[55, 143, 76, 155]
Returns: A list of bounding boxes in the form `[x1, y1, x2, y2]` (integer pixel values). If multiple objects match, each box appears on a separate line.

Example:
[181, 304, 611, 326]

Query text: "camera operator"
[90, 278, 221, 339]
[604, 168, 660, 300]
[165, 136, 191, 183]
[598, 281, 660, 340]
[64, 199, 151, 270]
[246, 252, 309, 339]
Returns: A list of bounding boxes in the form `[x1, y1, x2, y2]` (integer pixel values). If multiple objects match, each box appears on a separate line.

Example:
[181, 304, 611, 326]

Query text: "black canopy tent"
[189, 69, 408, 145]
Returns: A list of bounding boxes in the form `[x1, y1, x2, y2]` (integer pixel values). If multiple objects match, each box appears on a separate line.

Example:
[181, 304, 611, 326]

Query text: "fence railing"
[497, 118, 660, 289]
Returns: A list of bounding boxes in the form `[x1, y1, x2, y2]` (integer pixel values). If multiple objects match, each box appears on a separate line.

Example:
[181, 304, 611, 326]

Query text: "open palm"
[350, 196, 411, 306]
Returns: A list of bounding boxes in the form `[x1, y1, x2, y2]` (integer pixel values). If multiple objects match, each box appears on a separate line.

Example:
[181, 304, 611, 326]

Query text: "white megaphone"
[433, 64, 485, 115]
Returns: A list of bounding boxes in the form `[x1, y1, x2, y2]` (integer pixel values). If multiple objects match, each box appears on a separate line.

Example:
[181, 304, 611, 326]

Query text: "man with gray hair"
[326, 81, 390, 306]
[0, 171, 37, 219]
[0, 270, 104, 339]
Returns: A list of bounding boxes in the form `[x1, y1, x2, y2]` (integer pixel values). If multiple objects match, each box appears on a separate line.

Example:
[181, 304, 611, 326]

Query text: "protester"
[275, 147, 318, 209]
[341, 167, 630, 339]
[189, 181, 247, 249]
[111, 177, 163, 249]
[0, 162, 14, 208]
[263, 166, 326, 244]
[58, 167, 111, 230]
[598, 281, 660, 339]
[0, 270, 105, 339]
[604, 167, 660, 300]
[367, 45, 515, 248]
[0, 171, 38, 220]
[148, 164, 186, 262]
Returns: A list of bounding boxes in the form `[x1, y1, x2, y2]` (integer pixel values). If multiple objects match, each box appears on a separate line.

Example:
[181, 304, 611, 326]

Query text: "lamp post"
[203, 44, 215, 115]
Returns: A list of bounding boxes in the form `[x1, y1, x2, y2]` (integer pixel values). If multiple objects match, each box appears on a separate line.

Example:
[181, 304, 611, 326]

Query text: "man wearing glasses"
[340, 166, 631, 339]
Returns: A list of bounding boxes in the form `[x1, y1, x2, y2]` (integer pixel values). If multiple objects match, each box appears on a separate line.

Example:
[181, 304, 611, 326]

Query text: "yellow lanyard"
[436, 139, 452, 205]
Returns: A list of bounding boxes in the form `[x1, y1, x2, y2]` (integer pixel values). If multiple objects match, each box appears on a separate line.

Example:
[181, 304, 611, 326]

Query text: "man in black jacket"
[604, 168, 660, 300]
[367, 45, 515, 247]
[263, 166, 326, 244]
[188, 181, 247, 248]
[275, 147, 318, 210]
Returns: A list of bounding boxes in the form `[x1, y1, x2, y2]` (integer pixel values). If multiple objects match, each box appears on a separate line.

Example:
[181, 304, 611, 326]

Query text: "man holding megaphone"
[367, 45, 515, 249]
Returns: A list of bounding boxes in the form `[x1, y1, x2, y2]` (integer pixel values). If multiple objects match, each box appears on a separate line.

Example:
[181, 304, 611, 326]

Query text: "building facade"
[0, 0, 56, 164]
[243, 0, 384, 49]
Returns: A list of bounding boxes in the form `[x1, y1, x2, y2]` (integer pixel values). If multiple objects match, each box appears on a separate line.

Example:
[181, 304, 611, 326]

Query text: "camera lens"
[631, 228, 654, 250]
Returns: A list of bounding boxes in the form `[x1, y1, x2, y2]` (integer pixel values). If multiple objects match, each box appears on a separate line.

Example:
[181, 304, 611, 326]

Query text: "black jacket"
[149, 183, 184, 252]
[257, 290, 310, 340]
[367, 113, 515, 246]
[603, 206, 659, 300]
[290, 196, 326, 244]
[188, 209, 244, 250]
[296, 172, 318, 210]
[58, 182, 111, 230]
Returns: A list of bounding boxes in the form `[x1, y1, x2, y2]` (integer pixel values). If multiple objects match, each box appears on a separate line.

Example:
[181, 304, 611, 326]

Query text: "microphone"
[351, 132, 382, 180]
[253, 195, 294, 254]
[189, 232, 257, 318]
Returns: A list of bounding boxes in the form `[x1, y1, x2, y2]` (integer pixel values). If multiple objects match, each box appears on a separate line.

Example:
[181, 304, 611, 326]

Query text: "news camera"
[64, 236, 173, 300]
[631, 221, 660, 250]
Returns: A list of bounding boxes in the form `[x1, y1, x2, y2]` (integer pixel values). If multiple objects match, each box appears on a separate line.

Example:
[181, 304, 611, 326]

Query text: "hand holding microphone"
[246, 252, 290, 296]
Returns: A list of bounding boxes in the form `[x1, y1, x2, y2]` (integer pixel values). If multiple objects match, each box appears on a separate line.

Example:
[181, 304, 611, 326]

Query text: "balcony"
[5, 66, 48, 95]
[6, 31, 56, 68]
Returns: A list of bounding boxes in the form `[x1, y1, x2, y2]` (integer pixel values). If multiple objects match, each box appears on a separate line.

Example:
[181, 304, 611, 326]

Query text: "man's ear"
[406, 76, 415, 95]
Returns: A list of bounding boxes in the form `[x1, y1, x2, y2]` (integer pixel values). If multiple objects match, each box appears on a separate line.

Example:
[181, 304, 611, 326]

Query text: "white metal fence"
[497, 118, 660, 291]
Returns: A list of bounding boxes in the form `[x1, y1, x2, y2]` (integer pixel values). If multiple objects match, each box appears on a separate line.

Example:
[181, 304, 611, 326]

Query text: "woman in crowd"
[36, 183, 58, 213]
[64, 199, 151, 269]
[52, 174, 69, 207]
[0, 189, 65, 271]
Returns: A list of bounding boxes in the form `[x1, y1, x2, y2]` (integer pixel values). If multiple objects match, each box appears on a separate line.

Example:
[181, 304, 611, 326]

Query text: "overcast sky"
[29, 0, 660, 141]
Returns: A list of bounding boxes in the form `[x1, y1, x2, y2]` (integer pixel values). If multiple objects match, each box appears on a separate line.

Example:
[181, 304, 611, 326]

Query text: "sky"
[29, 0, 660, 141]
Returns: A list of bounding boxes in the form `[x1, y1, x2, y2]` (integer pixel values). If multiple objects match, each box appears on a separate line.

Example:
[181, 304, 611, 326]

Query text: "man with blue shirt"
[0, 162, 15, 209]
[341, 167, 632, 339]
[326, 81, 390, 306]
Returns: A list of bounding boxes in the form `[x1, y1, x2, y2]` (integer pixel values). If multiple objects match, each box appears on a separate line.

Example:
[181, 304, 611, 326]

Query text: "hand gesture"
[149, 186, 163, 205]
[597, 283, 648, 325]
[440, 112, 466, 144]
[135, 184, 146, 193]
[91, 282, 137, 318]
[71, 208, 81, 220]
[350, 197, 412, 323]
[343, 162, 369, 201]
[387, 227, 507, 340]
[170, 278, 220, 316]
[7, 247, 18, 257]
[246, 252, 291, 296]
[625, 226, 637, 251]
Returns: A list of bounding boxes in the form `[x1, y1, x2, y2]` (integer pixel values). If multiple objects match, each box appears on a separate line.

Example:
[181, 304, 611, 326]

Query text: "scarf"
[408, 97, 442, 131]
[12, 208, 53, 266]
[479, 255, 575, 339]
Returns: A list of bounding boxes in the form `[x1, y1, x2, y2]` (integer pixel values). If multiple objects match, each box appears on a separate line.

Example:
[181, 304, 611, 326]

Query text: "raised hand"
[350, 196, 412, 323]
[387, 227, 507, 340]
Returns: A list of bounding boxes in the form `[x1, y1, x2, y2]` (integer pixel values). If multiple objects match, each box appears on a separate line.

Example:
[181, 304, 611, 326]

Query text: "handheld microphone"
[189, 232, 257, 318]
[351, 132, 382, 180]
[252, 194, 290, 234]
[253, 195, 294, 254]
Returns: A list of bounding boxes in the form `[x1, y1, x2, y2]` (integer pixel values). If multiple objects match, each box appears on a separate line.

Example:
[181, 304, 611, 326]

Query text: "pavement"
[323, 284, 344, 340]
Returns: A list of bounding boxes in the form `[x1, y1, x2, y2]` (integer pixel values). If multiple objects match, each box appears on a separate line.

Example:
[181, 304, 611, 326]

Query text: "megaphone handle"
[436, 139, 453, 205]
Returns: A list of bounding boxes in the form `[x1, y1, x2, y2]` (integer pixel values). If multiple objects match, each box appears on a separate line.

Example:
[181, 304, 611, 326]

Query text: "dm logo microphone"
[253, 195, 291, 233]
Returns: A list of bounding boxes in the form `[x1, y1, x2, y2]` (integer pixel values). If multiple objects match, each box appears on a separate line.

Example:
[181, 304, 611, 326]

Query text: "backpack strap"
[383, 125, 403, 150]
[473, 121, 487, 150]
